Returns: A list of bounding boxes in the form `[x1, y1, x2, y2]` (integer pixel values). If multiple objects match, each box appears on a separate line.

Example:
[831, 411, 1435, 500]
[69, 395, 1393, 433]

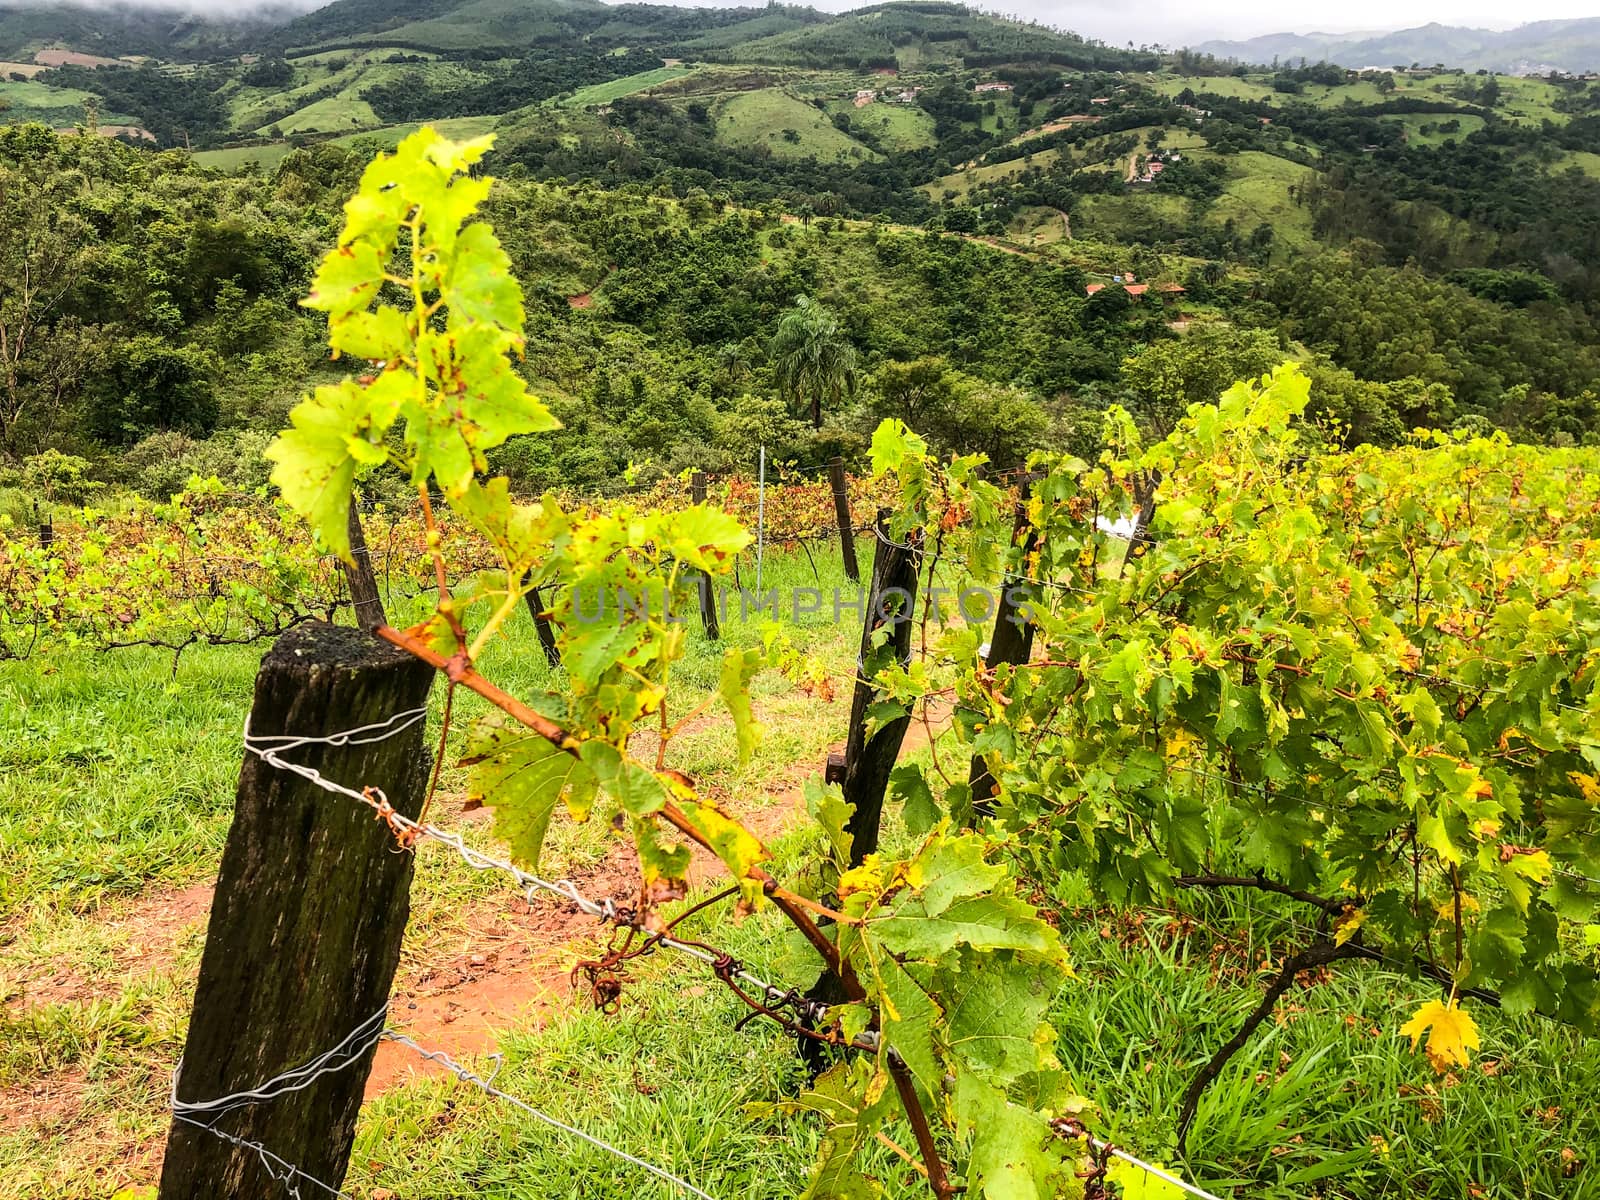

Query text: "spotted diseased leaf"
[667, 504, 752, 574]
[942, 949, 1064, 1085]
[462, 714, 596, 869]
[446, 220, 525, 331]
[455, 478, 566, 583]
[1400, 998, 1481, 1073]
[632, 816, 691, 899]
[673, 797, 769, 905]
[303, 240, 384, 320]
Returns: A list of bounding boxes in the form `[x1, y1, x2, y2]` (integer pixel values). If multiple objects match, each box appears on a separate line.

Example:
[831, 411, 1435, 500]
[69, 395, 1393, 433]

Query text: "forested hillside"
[0, 0, 1597, 519]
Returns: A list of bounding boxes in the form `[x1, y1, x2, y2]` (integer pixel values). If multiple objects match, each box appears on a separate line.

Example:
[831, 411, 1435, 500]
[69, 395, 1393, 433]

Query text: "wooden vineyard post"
[34, 501, 52, 550]
[691, 471, 721, 640]
[343, 495, 388, 632]
[159, 622, 435, 1200]
[525, 584, 562, 668]
[828, 456, 859, 584]
[840, 510, 922, 865]
[969, 473, 1039, 820]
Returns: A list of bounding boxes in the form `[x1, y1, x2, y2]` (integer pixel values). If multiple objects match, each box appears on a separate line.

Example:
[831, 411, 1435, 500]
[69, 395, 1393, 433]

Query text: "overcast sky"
[16, 0, 1600, 49]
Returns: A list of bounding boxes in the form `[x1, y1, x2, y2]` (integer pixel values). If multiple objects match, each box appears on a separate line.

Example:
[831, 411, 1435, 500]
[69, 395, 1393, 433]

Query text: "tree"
[86, 336, 218, 445]
[1120, 324, 1283, 434]
[0, 168, 86, 457]
[769, 295, 858, 429]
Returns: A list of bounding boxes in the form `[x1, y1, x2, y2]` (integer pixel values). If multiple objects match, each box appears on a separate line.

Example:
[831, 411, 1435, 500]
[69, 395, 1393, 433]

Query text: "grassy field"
[715, 88, 880, 164]
[1204, 150, 1318, 256]
[0, 78, 135, 127]
[921, 148, 1063, 201]
[1379, 112, 1487, 147]
[194, 116, 503, 173]
[561, 65, 695, 108]
[839, 99, 938, 151]
[1561, 150, 1600, 180]
[3, 528, 1598, 1198]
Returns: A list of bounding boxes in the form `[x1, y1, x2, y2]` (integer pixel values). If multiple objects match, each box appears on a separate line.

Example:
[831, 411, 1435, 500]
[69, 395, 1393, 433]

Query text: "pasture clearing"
[715, 88, 880, 163]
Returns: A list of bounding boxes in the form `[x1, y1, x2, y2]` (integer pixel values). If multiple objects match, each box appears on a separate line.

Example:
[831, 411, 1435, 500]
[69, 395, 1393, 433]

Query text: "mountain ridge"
[1194, 17, 1600, 74]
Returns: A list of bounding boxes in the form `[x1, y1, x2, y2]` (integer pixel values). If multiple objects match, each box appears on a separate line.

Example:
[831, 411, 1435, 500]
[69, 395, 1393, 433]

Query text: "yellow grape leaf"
[1569, 772, 1600, 805]
[1333, 906, 1367, 947]
[1106, 1158, 1185, 1199]
[1400, 998, 1481, 1074]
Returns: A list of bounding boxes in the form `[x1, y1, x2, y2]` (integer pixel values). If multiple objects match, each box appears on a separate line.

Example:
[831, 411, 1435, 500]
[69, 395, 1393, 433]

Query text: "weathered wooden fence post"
[840, 510, 922, 865]
[524, 583, 563, 668]
[827, 456, 859, 584]
[34, 501, 53, 550]
[343, 495, 388, 632]
[970, 474, 1040, 820]
[691, 471, 721, 640]
[159, 622, 434, 1200]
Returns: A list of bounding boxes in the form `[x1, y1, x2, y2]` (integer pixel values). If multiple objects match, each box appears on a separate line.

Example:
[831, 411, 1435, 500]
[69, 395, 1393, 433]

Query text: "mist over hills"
[1195, 18, 1600, 74]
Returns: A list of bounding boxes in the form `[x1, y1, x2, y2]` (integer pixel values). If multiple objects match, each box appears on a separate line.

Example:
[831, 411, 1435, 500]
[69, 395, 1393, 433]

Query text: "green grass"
[1560, 150, 1600, 180]
[195, 116, 503, 173]
[193, 140, 299, 171]
[1074, 192, 1193, 242]
[561, 66, 695, 108]
[839, 99, 937, 151]
[0, 78, 135, 128]
[1146, 74, 1278, 104]
[715, 88, 879, 164]
[922, 149, 1062, 201]
[1205, 150, 1317, 257]
[1379, 112, 1486, 147]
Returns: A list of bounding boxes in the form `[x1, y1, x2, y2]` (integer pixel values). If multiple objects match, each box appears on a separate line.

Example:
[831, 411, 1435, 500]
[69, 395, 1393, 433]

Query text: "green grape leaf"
[907, 834, 1007, 917]
[943, 949, 1064, 1085]
[462, 714, 597, 869]
[788, 1062, 884, 1200]
[872, 888, 1068, 966]
[719, 644, 765, 766]
[890, 764, 940, 835]
[805, 778, 855, 869]
[578, 740, 666, 817]
[328, 304, 410, 363]
[874, 957, 943, 1104]
[264, 374, 406, 560]
[954, 1073, 1070, 1200]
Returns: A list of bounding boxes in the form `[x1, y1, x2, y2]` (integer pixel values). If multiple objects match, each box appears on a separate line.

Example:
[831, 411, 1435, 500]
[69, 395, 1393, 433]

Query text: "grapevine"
[263, 128, 1096, 1199]
[871, 368, 1600, 1142]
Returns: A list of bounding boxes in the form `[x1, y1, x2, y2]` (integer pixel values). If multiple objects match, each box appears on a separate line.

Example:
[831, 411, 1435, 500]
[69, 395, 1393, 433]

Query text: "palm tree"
[769, 295, 857, 429]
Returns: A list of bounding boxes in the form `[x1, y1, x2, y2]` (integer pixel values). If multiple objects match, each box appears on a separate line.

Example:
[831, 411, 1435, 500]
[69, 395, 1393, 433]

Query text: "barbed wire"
[242, 709, 839, 1036]
[243, 708, 1233, 1200]
[171, 1006, 389, 1123]
[172, 1114, 354, 1200]
[169, 1003, 717, 1199]
[379, 1032, 717, 1199]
